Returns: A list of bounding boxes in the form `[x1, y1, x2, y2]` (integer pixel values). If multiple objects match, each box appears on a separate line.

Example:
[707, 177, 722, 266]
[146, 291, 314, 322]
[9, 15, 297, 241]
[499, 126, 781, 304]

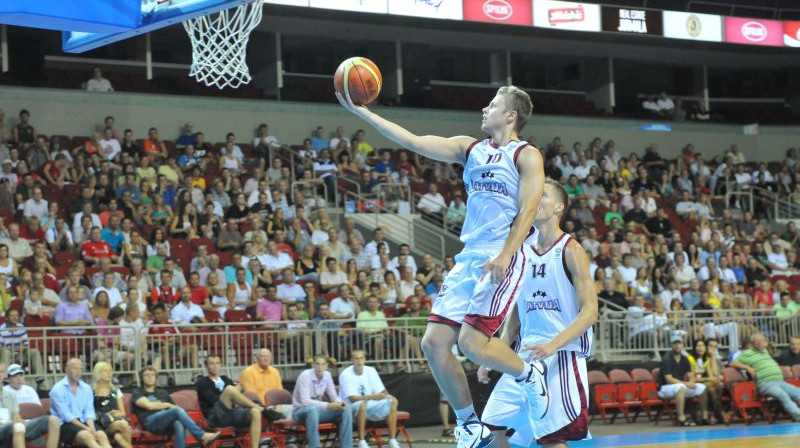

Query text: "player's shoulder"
[564, 236, 589, 260]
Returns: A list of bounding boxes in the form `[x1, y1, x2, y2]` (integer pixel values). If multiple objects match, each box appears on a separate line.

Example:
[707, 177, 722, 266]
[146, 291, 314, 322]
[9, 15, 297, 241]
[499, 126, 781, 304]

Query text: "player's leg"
[420, 323, 468, 410]
[458, 325, 524, 377]
[482, 375, 531, 448]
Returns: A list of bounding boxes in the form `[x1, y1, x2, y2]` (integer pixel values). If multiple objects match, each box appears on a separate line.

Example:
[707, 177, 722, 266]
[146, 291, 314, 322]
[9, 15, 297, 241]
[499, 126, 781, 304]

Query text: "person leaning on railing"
[0, 309, 43, 376]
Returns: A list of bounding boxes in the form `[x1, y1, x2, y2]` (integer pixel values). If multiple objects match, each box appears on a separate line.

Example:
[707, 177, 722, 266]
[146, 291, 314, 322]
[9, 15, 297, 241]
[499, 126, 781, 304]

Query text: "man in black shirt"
[777, 337, 800, 367]
[132, 366, 219, 448]
[645, 209, 671, 236]
[658, 336, 709, 426]
[598, 278, 628, 313]
[196, 355, 276, 448]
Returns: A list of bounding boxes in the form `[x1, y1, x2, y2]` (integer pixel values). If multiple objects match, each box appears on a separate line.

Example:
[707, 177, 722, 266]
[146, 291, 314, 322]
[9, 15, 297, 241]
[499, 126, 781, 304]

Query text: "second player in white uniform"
[480, 179, 598, 448]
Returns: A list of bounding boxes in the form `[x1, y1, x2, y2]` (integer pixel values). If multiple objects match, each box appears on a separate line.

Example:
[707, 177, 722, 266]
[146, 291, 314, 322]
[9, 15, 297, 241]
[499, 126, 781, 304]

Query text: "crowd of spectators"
[0, 103, 799, 375]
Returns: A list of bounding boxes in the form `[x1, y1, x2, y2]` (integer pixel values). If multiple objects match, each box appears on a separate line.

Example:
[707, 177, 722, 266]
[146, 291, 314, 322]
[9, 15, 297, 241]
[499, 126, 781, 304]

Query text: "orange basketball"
[334, 57, 382, 106]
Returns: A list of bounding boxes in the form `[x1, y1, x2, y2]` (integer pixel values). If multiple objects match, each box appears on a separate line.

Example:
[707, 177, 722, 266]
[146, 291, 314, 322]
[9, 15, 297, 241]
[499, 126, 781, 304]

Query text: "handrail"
[342, 189, 415, 250]
[336, 175, 362, 198]
[375, 182, 412, 206]
[291, 179, 328, 207]
[274, 144, 297, 184]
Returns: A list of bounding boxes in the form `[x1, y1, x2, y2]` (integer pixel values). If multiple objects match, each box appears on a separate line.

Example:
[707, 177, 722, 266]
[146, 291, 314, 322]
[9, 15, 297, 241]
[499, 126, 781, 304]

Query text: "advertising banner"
[783, 21, 800, 47]
[463, 0, 532, 26]
[309, 0, 388, 14]
[532, 1, 601, 32]
[724, 17, 783, 46]
[601, 6, 663, 35]
[662, 11, 722, 42]
[388, 0, 463, 20]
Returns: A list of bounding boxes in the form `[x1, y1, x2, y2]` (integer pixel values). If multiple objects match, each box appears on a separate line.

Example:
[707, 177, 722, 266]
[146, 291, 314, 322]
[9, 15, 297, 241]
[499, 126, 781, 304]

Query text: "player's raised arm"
[526, 240, 599, 359]
[336, 91, 473, 164]
[484, 146, 544, 282]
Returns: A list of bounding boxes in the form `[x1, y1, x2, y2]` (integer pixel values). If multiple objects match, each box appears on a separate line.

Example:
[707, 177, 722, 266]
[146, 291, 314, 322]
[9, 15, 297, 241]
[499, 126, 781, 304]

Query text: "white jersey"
[460, 139, 528, 250]
[518, 233, 592, 357]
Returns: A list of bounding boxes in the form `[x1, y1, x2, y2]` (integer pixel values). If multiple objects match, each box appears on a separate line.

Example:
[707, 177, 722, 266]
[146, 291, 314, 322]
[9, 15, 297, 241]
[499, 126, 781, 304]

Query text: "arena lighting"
[638, 124, 672, 132]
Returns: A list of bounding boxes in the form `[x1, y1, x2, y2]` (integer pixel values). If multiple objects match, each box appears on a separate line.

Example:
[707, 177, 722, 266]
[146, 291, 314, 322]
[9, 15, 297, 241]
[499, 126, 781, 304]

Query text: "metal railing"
[15, 317, 428, 387]
[11, 310, 799, 386]
[595, 308, 799, 363]
[291, 179, 328, 208]
[375, 183, 412, 210]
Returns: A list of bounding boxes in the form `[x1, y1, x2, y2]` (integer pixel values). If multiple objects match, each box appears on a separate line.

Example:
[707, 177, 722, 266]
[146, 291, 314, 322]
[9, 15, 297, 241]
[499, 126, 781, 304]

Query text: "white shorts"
[482, 351, 591, 446]
[657, 383, 707, 399]
[353, 398, 392, 421]
[429, 247, 529, 336]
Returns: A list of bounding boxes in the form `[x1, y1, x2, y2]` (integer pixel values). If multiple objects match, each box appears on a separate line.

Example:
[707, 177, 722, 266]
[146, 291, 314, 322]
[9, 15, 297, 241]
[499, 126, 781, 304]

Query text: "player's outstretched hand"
[477, 366, 491, 384]
[335, 91, 369, 117]
[523, 342, 557, 361]
[482, 253, 511, 283]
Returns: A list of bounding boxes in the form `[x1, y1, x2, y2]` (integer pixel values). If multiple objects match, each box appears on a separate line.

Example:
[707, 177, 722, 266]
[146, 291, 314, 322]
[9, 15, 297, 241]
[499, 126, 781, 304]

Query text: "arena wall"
[1, 86, 797, 161]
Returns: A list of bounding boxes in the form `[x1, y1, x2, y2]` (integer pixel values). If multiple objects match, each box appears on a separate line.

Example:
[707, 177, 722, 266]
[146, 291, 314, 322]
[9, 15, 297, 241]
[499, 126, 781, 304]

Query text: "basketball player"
[479, 179, 598, 448]
[337, 87, 546, 448]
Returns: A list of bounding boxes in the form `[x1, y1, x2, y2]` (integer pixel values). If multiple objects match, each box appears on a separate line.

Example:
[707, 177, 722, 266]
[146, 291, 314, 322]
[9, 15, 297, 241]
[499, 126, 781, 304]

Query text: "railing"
[375, 183, 412, 211]
[291, 179, 328, 208]
[595, 308, 799, 363]
[13, 310, 799, 386]
[17, 317, 428, 387]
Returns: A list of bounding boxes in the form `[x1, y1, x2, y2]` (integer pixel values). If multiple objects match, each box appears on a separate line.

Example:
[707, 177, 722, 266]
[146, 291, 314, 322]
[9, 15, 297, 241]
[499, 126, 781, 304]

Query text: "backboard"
[62, 0, 252, 53]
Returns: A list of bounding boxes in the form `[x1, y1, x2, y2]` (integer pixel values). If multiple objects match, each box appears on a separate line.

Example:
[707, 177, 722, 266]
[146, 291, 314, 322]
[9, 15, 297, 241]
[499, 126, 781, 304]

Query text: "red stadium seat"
[608, 369, 634, 383]
[731, 381, 772, 425]
[631, 368, 654, 382]
[591, 384, 622, 424]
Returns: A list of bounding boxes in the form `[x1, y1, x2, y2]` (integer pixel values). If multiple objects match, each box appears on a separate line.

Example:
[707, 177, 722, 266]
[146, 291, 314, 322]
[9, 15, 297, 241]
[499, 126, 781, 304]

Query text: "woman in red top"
[752, 279, 776, 308]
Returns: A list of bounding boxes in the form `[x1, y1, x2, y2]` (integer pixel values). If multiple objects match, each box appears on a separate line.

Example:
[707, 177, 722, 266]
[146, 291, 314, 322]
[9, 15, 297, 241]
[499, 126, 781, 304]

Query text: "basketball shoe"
[454, 415, 494, 448]
[519, 360, 550, 419]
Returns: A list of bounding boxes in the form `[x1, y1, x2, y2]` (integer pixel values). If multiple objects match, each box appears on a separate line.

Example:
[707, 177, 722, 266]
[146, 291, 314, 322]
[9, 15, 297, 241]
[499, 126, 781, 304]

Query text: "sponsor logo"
[416, 0, 444, 12]
[686, 14, 701, 37]
[483, 0, 512, 20]
[525, 290, 562, 312]
[549, 5, 584, 24]
[742, 21, 767, 42]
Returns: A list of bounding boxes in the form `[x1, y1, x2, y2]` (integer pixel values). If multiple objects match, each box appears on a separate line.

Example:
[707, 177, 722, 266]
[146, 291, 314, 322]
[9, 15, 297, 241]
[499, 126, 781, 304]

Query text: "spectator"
[777, 336, 800, 366]
[0, 309, 44, 376]
[339, 350, 401, 448]
[656, 92, 675, 118]
[22, 187, 47, 221]
[730, 333, 800, 422]
[292, 355, 354, 448]
[277, 269, 306, 307]
[330, 285, 359, 319]
[687, 339, 730, 424]
[196, 355, 272, 448]
[416, 184, 446, 218]
[3, 364, 41, 404]
[0, 224, 33, 263]
[132, 366, 219, 448]
[143, 128, 167, 160]
[256, 284, 285, 322]
[446, 194, 466, 231]
[239, 348, 283, 405]
[54, 287, 94, 334]
[0, 361, 61, 448]
[658, 336, 709, 425]
[91, 362, 133, 448]
[170, 287, 206, 325]
[86, 67, 114, 92]
[49, 358, 113, 448]
[263, 241, 293, 278]
[81, 227, 118, 265]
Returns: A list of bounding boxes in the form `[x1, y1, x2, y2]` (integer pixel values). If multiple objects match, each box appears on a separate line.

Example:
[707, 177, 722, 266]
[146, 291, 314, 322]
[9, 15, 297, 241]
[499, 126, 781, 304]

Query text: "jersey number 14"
[531, 264, 546, 278]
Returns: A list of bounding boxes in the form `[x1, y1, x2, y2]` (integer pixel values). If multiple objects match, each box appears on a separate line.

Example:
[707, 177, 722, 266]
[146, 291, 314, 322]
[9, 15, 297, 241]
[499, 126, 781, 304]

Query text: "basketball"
[334, 57, 382, 106]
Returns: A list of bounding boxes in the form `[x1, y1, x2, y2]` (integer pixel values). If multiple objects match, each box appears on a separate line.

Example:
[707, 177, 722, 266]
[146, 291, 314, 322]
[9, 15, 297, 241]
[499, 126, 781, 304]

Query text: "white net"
[182, 0, 264, 89]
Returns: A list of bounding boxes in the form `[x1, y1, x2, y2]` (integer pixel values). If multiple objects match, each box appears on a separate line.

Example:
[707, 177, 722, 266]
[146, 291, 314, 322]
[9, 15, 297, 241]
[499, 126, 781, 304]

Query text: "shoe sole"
[456, 425, 495, 448]
[527, 362, 551, 420]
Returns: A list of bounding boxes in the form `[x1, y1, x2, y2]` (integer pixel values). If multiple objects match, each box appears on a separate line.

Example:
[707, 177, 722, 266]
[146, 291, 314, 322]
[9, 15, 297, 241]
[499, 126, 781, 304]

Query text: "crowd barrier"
[10, 311, 797, 387]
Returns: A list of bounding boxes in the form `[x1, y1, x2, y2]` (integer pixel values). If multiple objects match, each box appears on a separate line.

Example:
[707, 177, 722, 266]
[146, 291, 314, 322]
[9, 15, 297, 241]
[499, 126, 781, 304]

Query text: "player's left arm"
[483, 146, 544, 282]
[525, 240, 598, 360]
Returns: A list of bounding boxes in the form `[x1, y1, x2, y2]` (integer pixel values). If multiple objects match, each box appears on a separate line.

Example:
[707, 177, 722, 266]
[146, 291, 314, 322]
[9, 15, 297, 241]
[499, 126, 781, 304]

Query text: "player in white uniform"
[338, 86, 546, 448]
[480, 179, 598, 448]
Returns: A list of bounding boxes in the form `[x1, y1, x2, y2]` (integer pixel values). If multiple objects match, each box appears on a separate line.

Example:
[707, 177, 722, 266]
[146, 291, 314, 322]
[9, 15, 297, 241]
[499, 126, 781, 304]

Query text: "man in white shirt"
[253, 123, 279, 150]
[171, 287, 207, 325]
[119, 306, 146, 358]
[198, 254, 227, 287]
[398, 267, 417, 302]
[320, 258, 348, 293]
[674, 191, 697, 217]
[673, 253, 697, 288]
[387, 245, 417, 276]
[263, 241, 294, 278]
[99, 127, 121, 162]
[617, 254, 637, 284]
[93, 273, 125, 308]
[767, 245, 790, 272]
[329, 127, 350, 151]
[734, 164, 753, 191]
[697, 258, 721, 283]
[22, 187, 48, 221]
[277, 269, 306, 306]
[72, 201, 102, 233]
[364, 228, 391, 258]
[416, 184, 446, 215]
[329, 285, 359, 319]
[86, 67, 114, 92]
[659, 280, 682, 310]
[339, 350, 401, 448]
[3, 364, 40, 404]
[656, 92, 675, 117]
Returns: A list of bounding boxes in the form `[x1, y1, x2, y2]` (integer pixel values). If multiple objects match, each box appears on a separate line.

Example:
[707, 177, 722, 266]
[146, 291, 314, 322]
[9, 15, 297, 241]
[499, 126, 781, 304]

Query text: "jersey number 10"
[531, 264, 546, 278]
[485, 154, 502, 164]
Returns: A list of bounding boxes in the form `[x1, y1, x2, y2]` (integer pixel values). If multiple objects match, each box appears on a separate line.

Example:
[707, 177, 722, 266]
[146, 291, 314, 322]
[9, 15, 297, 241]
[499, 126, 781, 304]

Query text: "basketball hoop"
[182, 0, 264, 89]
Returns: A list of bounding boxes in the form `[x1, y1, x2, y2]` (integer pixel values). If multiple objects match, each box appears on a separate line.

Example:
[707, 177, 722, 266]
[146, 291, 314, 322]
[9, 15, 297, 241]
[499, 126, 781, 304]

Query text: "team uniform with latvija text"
[429, 138, 530, 337]
[482, 233, 592, 446]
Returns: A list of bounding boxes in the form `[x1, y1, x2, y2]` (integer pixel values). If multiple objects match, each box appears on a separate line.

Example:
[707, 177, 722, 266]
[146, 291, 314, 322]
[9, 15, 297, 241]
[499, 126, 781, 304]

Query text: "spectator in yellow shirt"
[239, 348, 283, 405]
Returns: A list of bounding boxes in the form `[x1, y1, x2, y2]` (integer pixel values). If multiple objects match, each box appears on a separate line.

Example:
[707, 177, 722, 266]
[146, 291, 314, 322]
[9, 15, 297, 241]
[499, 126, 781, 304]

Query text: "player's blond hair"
[545, 177, 569, 215]
[497, 86, 534, 133]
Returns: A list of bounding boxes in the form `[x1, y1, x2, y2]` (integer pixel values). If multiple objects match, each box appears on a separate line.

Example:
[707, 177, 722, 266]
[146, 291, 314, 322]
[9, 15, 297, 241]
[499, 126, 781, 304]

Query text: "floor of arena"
[406, 422, 800, 448]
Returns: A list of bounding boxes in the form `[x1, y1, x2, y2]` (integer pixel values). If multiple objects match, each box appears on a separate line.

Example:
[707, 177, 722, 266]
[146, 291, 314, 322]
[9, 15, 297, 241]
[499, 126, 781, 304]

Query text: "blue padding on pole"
[0, 0, 140, 33]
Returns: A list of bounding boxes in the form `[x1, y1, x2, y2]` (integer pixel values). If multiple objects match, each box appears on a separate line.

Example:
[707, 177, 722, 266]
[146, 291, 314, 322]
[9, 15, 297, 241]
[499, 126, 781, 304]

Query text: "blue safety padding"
[0, 0, 140, 33]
